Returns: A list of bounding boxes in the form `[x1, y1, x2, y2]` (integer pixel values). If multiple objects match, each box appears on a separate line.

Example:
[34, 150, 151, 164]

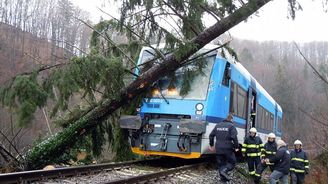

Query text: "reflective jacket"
[242, 135, 264, 157]
[261, 141, 277, 165]
[290, 149, 309, 174]
[209, 120, 238, 154]
[269, 145, 291, 175]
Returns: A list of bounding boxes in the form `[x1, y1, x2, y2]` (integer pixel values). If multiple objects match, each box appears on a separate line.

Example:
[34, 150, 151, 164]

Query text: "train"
[119, 43, 283, 159]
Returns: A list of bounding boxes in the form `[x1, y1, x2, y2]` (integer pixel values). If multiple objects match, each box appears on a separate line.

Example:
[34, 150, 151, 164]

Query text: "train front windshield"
[141, 50, 215, 100]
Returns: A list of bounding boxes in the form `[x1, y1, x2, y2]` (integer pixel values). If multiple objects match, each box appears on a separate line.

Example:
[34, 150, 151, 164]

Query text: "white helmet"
[268, 133, 276, 139]
[294, 140, 302, 145]
[249, 127, 257, 133]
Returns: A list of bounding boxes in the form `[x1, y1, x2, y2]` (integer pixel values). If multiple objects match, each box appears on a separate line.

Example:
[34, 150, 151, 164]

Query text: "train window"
[277, 117, 282, 132]
[229, 82, 247, 119]
[265, 113, 268, 128]
[229, 82, 237, 114]
[256, 106, 263, 128]
[256, 105, 274, 131]
[237, 86, 247, 118]
[270, 114, 274, 130]
[261, 106, 266, 129]
[222, 63, 231, 86]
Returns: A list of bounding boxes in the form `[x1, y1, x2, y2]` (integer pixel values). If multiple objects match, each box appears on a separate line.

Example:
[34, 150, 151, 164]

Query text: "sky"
[70, 0, 328, 42]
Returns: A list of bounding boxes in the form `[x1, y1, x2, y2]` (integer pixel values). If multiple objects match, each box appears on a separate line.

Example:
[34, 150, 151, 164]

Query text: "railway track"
[0, 158, 208, 184]
[0, 158, 163, 184]
[0, 156, 252, 184]
[104, 163, 205, 184]
[43, 160, 248, 184]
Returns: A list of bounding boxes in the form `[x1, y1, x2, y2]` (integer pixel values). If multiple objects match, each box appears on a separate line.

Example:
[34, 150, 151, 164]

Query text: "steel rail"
[0, 159, 160, 184]
[103, 163, 205, 184]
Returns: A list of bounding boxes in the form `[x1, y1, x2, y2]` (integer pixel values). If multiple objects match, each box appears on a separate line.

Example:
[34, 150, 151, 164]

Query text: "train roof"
[141, 43, 282, 113]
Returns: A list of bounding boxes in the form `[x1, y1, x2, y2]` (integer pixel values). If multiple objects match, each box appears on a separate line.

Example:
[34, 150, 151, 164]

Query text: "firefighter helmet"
[268, 133, 276, 139]
[294, 140, 302, 145]
[249, 127, 257, 133]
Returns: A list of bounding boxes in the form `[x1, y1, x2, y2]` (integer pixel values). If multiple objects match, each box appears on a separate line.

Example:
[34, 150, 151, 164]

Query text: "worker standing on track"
[265, 139, 290, 184]
[209, 114, 239, 182]
[254, 132, 277, 184]
[242, 127, 264, 178]
[290, 140, 309, 184]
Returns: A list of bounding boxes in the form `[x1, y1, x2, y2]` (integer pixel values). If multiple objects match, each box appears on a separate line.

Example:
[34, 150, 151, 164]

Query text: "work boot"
[253, 175, 261, 184]
[218, 171, 227, 183]
[220, 168, 231, 181]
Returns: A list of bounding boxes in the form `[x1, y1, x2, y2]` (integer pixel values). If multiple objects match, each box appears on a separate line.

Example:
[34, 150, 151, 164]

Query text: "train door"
[246, 88, 257, 136]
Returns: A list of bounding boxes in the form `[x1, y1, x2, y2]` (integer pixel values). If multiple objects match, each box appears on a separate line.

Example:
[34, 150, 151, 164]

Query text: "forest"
[0, 0, 327, 183]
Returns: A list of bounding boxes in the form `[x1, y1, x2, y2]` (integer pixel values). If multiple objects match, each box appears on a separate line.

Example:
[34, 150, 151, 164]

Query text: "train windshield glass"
[140, 50, 215, 100]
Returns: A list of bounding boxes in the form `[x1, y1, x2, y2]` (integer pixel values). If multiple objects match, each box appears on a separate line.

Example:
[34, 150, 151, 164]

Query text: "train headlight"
[167, 88, 178, 96]
[152, 89, 159, 96]
[195, 103, 204, 111]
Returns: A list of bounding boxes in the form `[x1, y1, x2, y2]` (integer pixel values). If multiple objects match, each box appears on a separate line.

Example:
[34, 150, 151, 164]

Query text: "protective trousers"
[291, 172, 305, 184]
[246, 156, 260, 176]
[216, 151, 236, 180]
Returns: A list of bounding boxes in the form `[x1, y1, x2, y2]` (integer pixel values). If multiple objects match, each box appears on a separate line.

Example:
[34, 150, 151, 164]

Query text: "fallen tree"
[24, 0, 272, 169]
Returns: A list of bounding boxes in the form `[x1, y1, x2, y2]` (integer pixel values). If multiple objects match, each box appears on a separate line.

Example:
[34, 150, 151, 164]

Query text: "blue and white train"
[120, 44, 283, 159]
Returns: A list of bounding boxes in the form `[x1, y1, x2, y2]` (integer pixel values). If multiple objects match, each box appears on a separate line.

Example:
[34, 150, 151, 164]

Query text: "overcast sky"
[70, 0, 328, 42]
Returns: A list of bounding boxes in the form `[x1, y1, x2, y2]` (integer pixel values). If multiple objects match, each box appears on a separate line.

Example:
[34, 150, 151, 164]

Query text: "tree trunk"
[25, 0, 271, 169]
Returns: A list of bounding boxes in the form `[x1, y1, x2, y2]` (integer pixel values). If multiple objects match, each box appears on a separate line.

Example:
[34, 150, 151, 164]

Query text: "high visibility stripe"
[249, 171, 256, 175]
[259, 144, 264, 147]
[243, 144, 263, 148]
[254, 173, 261, 177]
[261, 148, 265, 152]
[291, 157, 308, 163]
[261, 154, 265, 157]
[246, 144, 260, 148]
[304, 160, 309, 163]
[265, 151, 276, 154]
[290, 168, 305, 173]
[241, 148, 246, 152]
[305, 166, 309, 169]
[247, 152, 261, 157]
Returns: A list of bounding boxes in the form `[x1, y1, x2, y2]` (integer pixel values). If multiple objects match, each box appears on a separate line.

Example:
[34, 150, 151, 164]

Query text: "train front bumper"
[120, 116, 206, 158]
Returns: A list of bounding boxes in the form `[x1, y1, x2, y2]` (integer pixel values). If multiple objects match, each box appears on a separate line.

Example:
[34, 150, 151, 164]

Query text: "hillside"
[0, 22, 67, 83]
[0, 22, 68, 166]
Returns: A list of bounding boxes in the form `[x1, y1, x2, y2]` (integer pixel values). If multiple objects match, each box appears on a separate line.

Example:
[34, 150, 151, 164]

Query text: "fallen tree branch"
[75, 17, 138, 68]
[0, 143, 21, 165]
[97, 7, 167, 61]
[2, 62, 67, 85]
[0, 129, 24, 161]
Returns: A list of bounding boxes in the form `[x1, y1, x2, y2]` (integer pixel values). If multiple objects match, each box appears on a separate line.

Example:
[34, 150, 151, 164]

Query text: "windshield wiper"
[157, 83, 169, 105]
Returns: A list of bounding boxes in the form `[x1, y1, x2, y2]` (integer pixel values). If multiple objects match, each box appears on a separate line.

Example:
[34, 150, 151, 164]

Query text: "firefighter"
[242, 127, 264, 178]
[209, 114, 239, 182]
[265, 139, 290, 184]
[254, 133, 277, 183]
[290, 140, 309, 184]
